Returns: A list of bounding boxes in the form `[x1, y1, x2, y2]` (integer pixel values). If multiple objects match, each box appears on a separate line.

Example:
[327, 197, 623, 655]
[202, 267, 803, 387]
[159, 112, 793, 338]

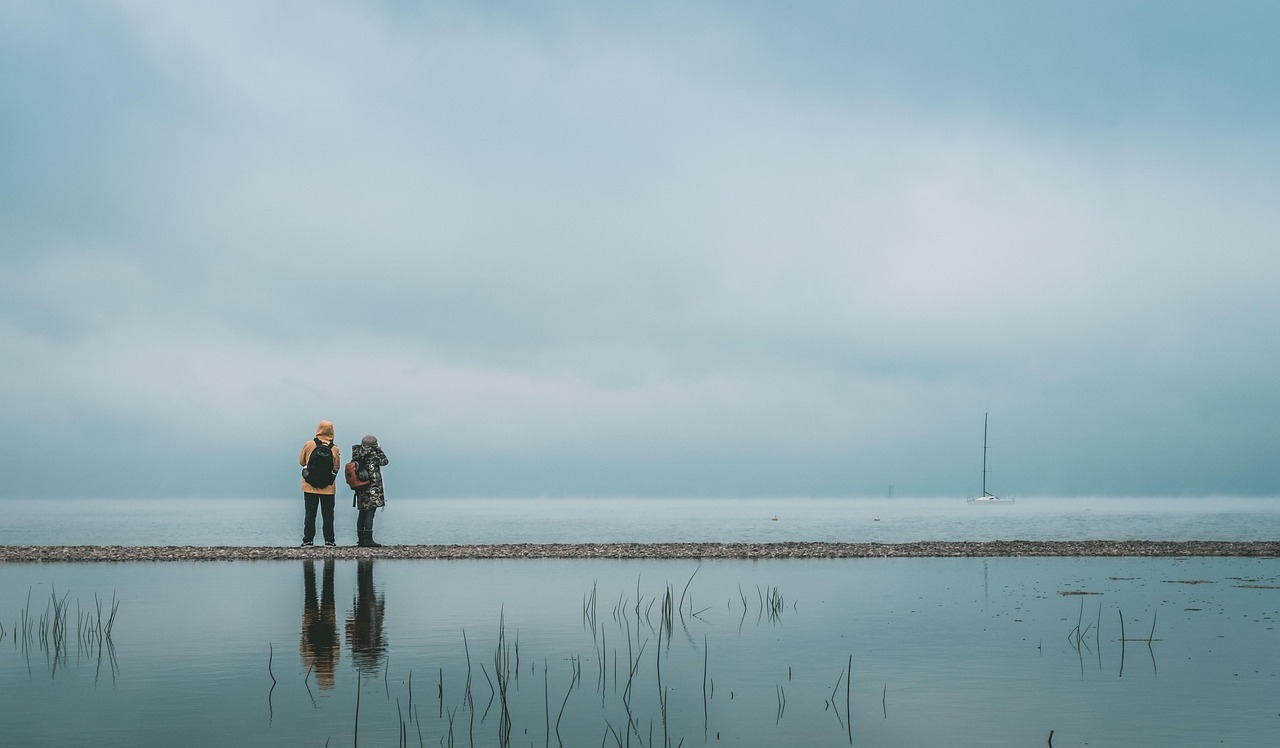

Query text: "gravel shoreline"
[1, 540, 1278, 563]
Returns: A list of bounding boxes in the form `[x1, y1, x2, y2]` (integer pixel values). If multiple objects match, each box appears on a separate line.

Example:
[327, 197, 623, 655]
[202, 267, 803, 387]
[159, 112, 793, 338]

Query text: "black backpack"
[304, 438, 336, 488]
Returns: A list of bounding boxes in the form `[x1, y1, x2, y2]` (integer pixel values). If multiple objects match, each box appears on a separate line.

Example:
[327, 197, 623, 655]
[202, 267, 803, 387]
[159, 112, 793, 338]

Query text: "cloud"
[2, 1, 1278, 499]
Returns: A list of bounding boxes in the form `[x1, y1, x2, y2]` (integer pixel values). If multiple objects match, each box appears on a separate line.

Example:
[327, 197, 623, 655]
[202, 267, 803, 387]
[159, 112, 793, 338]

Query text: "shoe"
[324, 541, 336, 547]
[301, 541, 314, 547]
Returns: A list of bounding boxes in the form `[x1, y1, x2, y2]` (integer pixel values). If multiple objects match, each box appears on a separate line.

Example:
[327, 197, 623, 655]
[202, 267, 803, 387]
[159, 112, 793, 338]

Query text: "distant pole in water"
[887, 485, 894, 499]
[981, 413, 990, 496]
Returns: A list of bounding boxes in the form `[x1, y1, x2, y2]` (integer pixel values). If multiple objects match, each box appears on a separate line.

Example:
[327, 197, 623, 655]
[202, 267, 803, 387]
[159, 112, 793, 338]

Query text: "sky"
[2, 1, 1278, 500]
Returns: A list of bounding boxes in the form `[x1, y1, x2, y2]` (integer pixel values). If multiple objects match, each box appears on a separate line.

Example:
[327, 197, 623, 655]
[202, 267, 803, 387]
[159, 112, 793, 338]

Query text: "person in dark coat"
[350, 434, 389, 547]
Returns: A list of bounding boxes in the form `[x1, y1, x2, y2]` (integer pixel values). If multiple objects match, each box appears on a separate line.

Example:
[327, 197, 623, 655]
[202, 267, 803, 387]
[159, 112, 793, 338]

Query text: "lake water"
[2, 497, 1278, 746]
[3, 556, 1279, 746]
[3, 495, 1279, 546]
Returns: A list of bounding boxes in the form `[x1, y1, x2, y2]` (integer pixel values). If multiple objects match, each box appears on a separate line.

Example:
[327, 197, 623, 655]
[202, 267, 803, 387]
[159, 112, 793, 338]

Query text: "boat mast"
[981, 413, 989, 496]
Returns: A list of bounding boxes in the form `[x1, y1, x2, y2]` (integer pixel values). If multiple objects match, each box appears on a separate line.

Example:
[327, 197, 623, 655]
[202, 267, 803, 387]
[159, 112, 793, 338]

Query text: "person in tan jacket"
[300, 420, 341, 546]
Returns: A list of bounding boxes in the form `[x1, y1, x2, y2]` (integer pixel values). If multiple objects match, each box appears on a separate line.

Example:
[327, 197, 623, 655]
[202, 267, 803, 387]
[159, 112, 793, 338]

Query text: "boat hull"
[966, 495, 1015, 504]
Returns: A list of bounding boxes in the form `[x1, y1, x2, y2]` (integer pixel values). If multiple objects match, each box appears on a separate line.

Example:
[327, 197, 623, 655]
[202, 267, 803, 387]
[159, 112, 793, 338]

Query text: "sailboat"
[966, 413, 1014, 504]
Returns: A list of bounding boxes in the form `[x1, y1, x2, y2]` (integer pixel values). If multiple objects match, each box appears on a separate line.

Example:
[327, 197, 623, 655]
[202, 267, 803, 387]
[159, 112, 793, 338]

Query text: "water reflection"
[299, 559, 339, 689]
[345, 559, 386, 677]
[5, 558, 1276, 746]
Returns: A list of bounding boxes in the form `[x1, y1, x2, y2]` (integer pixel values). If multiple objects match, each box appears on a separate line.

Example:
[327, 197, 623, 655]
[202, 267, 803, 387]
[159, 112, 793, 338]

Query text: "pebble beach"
[2, 539, 1278, 562]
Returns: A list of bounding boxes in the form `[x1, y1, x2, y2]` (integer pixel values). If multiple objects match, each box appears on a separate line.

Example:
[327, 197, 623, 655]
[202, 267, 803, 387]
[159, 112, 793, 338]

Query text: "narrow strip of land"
[1, 540, 1277, 562]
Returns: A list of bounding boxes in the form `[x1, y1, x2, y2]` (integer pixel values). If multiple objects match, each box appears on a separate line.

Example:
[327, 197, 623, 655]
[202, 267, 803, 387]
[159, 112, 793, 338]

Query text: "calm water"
[2, 496, 1279, 546]
[1, 556, 1278, 746]
[3, 497, 1278, 746]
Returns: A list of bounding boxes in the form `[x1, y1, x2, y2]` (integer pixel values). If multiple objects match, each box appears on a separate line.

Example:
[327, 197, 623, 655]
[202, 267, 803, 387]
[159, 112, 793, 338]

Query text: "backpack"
[345, 457, 371, 490]
[303, 438, 336, 488]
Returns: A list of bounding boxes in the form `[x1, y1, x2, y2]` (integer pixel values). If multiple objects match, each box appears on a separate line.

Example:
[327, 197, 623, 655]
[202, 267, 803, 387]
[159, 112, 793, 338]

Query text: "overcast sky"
[2, 1, 1278, 500]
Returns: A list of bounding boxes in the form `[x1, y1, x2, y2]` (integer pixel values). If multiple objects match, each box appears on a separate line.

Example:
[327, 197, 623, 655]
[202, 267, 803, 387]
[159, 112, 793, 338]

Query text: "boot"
[358, 529, 381, 548]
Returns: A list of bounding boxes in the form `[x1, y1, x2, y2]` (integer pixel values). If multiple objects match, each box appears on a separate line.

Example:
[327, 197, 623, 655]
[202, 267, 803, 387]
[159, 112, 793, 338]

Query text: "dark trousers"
[303, 492, 336, 544]
[356, 507, 377, 536]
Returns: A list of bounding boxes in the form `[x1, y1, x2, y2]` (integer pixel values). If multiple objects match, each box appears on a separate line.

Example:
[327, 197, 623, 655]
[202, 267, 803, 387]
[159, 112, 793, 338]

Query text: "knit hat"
[361, 435, 379, 447]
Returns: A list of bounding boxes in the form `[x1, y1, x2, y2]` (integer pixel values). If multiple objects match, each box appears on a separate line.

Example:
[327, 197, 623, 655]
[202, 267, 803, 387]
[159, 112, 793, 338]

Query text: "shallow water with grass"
[3, 555, 1278, 746]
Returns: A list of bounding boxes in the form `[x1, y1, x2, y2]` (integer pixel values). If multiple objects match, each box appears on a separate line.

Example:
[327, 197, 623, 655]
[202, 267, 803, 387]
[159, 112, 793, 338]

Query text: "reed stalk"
[701, 635, 709, 735]
[464, 632, 477, 744]
[827, 662, 848, 731]
[677, 567, 700, 625]
[555, 664, 576, 746]
[656, 620, 663, 689]
[105, 593, 120, 638]
[602, 721, 623, 748]
[396, 698, 405, 747]
[1118, 608, 1126, 677]
[660, 584, 674, 643]
[463, 630, 474, 710]
[479, 663, 496, 723]
[661, 685, 672, 746]
[354, 673, 362, 748]
[1096, 603, 1102, 652]
[304, 666, 316, 706]
[266, 642, 278, 722]
[583, 581, 598, 633]
[494, 610, 513, 747]
[845, 654, 852, 744]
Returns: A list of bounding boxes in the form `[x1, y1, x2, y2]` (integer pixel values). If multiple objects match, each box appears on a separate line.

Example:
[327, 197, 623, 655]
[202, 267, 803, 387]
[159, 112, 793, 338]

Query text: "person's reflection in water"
[345, 558, 387, 677]
[300, 559, 339, 689]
